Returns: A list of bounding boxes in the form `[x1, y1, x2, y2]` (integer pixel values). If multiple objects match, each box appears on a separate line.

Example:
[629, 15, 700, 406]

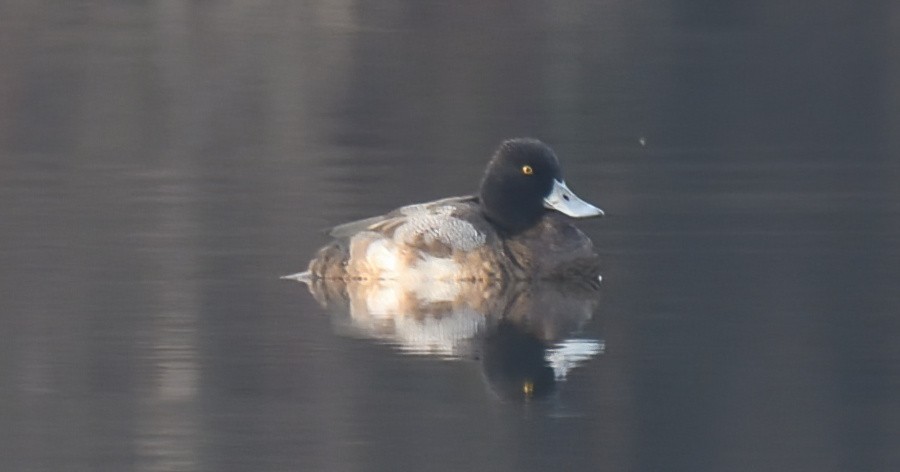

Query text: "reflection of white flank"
[363, 284, 402, 317]
[392, 308, 484, 356]
[546, 339, 605, 380]
[347, 279, 482, 356]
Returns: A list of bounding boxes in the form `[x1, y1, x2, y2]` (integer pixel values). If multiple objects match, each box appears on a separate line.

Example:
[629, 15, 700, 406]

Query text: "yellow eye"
[521, 165, 533, 175]
[522, 381, 534, 397]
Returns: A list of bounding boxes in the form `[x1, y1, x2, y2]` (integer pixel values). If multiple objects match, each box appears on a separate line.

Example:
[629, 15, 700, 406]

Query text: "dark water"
[2, 2, 899, 471]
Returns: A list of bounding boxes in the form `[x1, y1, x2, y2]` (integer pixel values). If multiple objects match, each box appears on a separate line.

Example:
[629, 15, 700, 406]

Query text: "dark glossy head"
[478, 138, 603, 234]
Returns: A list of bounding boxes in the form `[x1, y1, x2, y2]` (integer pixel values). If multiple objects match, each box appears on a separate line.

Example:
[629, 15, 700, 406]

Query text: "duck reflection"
[294, 276, 604, 401]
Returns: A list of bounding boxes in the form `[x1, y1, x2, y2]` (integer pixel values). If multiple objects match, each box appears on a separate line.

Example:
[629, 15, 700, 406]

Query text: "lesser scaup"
[295, 138, 604, 284]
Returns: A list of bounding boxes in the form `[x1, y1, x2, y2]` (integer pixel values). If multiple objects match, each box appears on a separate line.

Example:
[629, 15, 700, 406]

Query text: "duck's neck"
[479, 193, 544, 236]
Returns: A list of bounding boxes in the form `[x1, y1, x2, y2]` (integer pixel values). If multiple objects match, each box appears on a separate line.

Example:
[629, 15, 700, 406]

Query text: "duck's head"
[478, 138, 604, 234]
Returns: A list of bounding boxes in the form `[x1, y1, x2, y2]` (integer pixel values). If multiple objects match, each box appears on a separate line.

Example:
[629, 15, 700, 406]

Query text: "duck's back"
[309, 196, 507, 282]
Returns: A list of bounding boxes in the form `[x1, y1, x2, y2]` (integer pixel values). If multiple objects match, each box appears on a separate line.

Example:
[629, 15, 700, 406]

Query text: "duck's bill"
[543, 180, 604, 218]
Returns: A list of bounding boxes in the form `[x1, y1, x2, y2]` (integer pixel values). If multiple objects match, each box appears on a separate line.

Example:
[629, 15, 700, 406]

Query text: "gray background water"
[2, 1, 898, 471]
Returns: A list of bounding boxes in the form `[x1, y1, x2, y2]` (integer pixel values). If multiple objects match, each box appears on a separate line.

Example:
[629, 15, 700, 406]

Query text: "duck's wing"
[327, 215, 387, 239]
[327, 195, 478, 240]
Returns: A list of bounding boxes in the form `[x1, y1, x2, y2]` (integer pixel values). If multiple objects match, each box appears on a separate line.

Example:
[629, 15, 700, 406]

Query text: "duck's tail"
[281, 271, 313, 284]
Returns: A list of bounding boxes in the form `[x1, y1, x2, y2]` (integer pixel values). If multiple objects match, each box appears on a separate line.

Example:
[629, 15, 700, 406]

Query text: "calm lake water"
[2, 2, 899, 471]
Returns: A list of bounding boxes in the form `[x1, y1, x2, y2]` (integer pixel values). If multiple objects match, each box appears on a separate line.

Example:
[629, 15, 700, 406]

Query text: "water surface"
[1, 2, 898, 471]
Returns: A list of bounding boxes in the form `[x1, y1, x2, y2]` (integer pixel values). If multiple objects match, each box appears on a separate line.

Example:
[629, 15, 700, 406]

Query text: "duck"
[293, 138, 604, 285]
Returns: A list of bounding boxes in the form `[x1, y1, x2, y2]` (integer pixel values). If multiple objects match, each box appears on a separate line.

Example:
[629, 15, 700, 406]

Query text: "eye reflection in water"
[289, 276, 605, 402]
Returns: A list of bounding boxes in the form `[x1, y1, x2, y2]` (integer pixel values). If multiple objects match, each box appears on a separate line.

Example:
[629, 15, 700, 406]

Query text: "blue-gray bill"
[543, 180, 604, 218]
